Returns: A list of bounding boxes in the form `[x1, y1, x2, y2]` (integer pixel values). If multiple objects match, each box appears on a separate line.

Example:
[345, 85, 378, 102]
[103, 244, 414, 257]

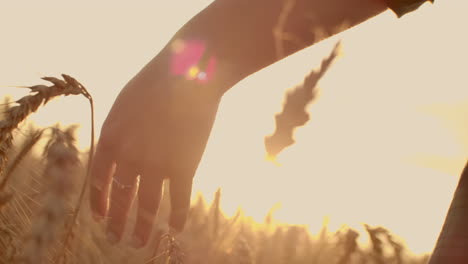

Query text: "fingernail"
[130, 236, 144, 249]
[107, 231, 119, 245]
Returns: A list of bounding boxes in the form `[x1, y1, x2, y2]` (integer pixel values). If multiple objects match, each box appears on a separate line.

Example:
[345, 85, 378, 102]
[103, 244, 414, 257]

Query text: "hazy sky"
[1, 0, 467, 254]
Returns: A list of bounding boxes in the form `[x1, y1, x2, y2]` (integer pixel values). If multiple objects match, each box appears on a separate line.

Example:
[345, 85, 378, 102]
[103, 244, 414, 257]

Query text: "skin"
[90, 0, 389, 248]
[429, 162, 468, 264]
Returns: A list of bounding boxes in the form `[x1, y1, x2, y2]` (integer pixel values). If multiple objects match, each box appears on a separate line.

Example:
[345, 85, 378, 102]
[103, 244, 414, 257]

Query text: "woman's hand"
[89, 50, 222, 247]
[89, 0, 388, 248]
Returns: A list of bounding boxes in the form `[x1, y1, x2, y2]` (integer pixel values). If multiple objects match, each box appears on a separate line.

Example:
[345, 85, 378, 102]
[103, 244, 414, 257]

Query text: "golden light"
[1, 0, 467, 256]
[265, 153, 282, 167]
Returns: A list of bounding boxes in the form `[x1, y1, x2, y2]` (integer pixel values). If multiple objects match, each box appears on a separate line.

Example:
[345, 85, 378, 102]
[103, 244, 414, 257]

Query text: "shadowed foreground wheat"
[0, 75, 94, 263]
[18, 127, 80, 264]
[0, 128, 431, 264]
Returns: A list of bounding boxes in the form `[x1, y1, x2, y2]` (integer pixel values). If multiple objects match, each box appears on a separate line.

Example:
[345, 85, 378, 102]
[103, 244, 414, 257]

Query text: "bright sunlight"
[1, 0, 467, 260]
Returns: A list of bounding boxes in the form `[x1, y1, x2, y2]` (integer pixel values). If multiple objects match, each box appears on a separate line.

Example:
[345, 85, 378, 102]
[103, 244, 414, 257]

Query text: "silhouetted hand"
[89, 0, 388, 249]
[89, 48, 222, 247]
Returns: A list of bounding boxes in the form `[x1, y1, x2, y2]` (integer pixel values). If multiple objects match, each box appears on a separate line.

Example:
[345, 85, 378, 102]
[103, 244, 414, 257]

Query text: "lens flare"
[170, 39, 216, 83]
[187, 66, 200, 79]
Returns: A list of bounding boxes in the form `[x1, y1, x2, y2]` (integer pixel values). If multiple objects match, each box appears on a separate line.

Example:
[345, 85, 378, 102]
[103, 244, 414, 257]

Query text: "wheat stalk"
[265, 42, 341, 159]
[210, 188, 221, 239]
[382, 228, 404, 264]
[150, 232, 185, 264]
[18, 126, 80, 264]
[336, 228, 359, 264]
[0, 74, 93, 263]
[364, 224, 386, 264]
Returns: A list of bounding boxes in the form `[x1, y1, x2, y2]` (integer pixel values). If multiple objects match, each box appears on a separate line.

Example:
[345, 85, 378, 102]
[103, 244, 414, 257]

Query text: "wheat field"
[2, 1, 468, 262]
[0, 75, 430, 264]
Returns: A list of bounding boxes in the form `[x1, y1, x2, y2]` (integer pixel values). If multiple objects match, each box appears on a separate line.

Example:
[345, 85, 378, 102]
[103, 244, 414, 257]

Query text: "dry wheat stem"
[55, 80, 94, 264]
[149, 233, 184, 264]
[265, 42, 341, 158]
[18, 127, 79, 264]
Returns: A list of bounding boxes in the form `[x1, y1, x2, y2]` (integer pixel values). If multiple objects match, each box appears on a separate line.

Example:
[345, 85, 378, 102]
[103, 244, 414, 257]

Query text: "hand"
[89, 50, 222, 247]
[89, 0, 387, 248]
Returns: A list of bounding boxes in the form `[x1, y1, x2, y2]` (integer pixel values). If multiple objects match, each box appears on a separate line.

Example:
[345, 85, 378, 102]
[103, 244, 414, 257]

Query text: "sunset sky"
[1, 0, 467, 254]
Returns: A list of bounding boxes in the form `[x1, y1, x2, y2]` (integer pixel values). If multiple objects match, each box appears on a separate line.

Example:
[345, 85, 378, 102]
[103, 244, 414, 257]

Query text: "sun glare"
[1, 0, 467, 258]
[170, 38, 217, 83]
[194, 1, 468, 255]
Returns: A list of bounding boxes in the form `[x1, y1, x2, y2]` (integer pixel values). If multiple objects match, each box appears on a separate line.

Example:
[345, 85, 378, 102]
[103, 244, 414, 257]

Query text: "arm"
[90, 0, 437, 248]
[150, 0, 388, 95]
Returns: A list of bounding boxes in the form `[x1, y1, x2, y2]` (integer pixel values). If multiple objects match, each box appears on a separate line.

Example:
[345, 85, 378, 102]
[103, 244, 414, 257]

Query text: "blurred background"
[1, 0, 467, 255]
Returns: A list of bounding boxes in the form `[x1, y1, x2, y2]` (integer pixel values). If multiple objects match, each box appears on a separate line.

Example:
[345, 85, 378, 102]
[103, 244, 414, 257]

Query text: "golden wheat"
[0, 74, 89, 178]
[0, 70, 430, 264]
[152, 233, 185, 264]
[0, 128, 43, 192]
[18, 127, 80, 264]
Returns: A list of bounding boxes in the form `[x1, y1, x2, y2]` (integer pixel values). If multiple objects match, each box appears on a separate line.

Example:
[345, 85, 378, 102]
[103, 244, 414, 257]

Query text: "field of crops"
[0, 143, 430, 264]
[0, 77, 429, 263]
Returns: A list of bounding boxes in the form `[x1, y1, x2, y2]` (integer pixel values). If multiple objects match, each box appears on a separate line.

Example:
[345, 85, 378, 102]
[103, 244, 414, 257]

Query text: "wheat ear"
[55, 76, 94, 264]
[18, 126, 80, 264]
[0, 74, 87, 177]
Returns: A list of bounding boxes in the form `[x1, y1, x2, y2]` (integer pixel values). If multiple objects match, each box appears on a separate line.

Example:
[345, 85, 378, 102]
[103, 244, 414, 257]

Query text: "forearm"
[156, 0, 387, 95]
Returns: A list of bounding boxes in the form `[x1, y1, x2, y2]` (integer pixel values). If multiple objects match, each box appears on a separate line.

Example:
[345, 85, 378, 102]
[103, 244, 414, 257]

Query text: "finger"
[131, 172, 165, 248]
[106, 164, 139, 244]
[89, 139, 117, 219]
[169, 169, 194, 232]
